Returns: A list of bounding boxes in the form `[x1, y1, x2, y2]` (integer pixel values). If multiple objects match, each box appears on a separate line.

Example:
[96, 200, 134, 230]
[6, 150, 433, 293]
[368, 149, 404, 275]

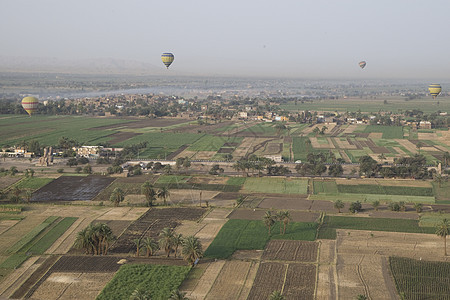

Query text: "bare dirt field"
[169, 189, 220, 206]
[0, 176, 22, 190]
[317, 229, 450, 300]
[262, 240, 318, 262]
[110, 207, 206, 254]
[31, 176, 115, 202]
[31, 272, 115, 300]
[205, 260, 258, 300]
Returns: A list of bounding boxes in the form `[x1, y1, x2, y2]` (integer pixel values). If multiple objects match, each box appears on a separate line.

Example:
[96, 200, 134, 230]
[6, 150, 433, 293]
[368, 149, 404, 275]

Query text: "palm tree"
[414, 203, 423, 213]
[110, 187, 125, 207]
[172, 233, 183, 258]
[372, 200, 380, 211]
[182, 235, 203, 266]
[24, 190, 33, 203]
[416, 141, 424, 154]
[435, 218, 450, 256]
[434, 173, 444, 188]
[269, 290, 285, 300]
[133, 238, 142, 257]
[129, 288, 151, 300]
[263, 210, 276, 235]
[378, 153, 386, 162]
[163, 164, 172, 174]
[142, 237, 159, 257]
[157, 186, 170, 206]
[356, 295, 368, 300]
[279, 210, 292, 234]
[74, 226, 94, 254]
[74, 223, 115, 255]
[313, 127, 321, 136]
[169, 289, 189, 300]
[159, 227, 175, 257]
[334, 200, 344, 213]
[443, 151, 450, 167]
[320, 125, 328, 135]
[141, 181, 156, 207]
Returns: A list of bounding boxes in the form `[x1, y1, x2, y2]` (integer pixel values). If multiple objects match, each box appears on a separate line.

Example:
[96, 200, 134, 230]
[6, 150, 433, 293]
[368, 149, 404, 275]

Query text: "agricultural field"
[14, 177, 54, 191]
[97, 264, 190, 300]
[317, 216, 436, 239]
[389, 257, 450, 300]
[204, 219, 317, 259]
[242, 177, 308, 194]
[31, 175, 115, 202]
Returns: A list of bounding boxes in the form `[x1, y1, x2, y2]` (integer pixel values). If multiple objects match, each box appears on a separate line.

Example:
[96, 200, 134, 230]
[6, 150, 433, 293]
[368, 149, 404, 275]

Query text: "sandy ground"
[317, 229, 450, 300]
[30, 272, 115, 300]
[0, 220, 20, 235]
[168, 189, 220, 206]
[205, 260, 258, 300]
[186, 260, 226, 300]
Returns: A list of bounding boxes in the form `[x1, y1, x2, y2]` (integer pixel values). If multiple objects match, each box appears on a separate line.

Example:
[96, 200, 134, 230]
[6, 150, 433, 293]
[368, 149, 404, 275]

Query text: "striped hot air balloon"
[21, 96, 39, 116]
[428, 84, 442, 99]
[161, 53, 174, 69]
[359, 61, 366, 69]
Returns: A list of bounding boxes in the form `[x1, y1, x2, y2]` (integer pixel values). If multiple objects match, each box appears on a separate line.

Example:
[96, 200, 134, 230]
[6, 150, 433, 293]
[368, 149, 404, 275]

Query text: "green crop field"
[362, 125, 404, 139]
[292, 137, 313, 161]
[336, 184, 434, 197]
[226, 177, 246, 186]
[97, 264, 190, 300]
[15, 177, 54, 190]
[0, 115, 133, 147]
[419, 213, 450, 227]
[279, 97, 450, 114]
[389, 257, 450, 300]
[241, 123, 282, 136]
[204, 219, 317, 259]
[188, 135, 242, 152]
[27, 217, 77, 254]
[156, 175, 191, 184]
[313, 180, 338, 194]
[310, 193, 435, 204]
[317, 216, 436, 239]
[243, 177, 308, 194]
[6, 216, 59, 254]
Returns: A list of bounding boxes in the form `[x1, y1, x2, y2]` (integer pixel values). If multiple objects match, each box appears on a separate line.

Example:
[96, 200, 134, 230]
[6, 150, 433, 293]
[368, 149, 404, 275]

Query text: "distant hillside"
[0, 56, 168, 75]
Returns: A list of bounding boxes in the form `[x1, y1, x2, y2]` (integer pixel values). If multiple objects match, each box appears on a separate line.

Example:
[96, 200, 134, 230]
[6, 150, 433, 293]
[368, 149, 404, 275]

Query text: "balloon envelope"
[161, 53, 174, 69]
[21, 96, 39, 116]
[428, 84, 442, 99]
[359, 61, 366, 69]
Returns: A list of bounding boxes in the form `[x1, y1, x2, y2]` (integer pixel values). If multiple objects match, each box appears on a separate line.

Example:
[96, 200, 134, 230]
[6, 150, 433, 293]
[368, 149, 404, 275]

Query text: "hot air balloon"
[359, 61, 366, 69]
[161, 53, 174, 69]
[428, 84, 442, 99]
[21, 96, 39, 116]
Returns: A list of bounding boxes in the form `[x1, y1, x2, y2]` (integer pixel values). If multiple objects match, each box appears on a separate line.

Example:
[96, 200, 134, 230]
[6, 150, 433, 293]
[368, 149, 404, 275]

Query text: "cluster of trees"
[108, 183, 171, 207]
[263, 210, 292, 235]
[132, 227, 203, 267]
[74, 223, 115, 255]
[232, 155, 278, 177]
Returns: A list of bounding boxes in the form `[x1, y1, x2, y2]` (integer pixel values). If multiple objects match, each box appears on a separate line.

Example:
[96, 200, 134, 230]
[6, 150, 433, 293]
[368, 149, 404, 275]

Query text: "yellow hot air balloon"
[21, 96, 39, 116]
[161, 53, 174, 69]
[428, 84, 441, 99]
[359, 61, 366, 69]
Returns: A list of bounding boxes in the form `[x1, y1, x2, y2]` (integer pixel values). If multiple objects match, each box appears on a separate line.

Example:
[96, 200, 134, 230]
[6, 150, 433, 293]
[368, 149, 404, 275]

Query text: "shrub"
[57, 168, 64, 173]
[349, 201, 362, 213]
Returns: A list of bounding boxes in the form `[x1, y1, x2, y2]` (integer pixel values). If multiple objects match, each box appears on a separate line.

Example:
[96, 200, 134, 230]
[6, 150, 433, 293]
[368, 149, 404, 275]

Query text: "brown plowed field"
[262, 240, 318, 262]
[109, 207, 205, 254]
[282, 264, 316, 299]
[247, 262, 286, 300]
[31, 176, 115, 202]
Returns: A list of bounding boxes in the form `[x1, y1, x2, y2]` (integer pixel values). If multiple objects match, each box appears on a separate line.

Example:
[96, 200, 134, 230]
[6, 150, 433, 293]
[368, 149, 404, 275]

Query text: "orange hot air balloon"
[21, 96, 39, 116]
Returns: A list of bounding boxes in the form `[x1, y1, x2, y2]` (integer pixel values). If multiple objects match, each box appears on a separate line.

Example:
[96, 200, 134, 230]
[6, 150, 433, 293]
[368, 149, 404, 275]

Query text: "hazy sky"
[2, 0, 450, 79]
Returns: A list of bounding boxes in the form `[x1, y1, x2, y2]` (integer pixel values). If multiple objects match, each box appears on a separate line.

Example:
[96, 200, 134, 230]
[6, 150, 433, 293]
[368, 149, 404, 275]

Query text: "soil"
[31, 176, 115, 202]
[262, 240, 318, 262]
[109, 207, 205, 254]
[0, 176, 22, 190]
[282, 264, 316, 299]
[247, 262, 286, 300]
[106, 131, 141, 144]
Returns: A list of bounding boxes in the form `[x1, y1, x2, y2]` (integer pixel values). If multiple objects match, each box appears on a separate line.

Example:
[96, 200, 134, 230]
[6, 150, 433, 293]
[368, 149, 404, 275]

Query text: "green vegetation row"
[389, 257, 450, 300]
[336, 184, 434, 197]
[204, 219, 317, 259]
[27, 217, 77, 254]
[243, 177, 308, 194]
[96, 264, 190, 300]
[15, 177, 54, 190]
[317, 216, 436, 239]
[6, 216, 59, 254]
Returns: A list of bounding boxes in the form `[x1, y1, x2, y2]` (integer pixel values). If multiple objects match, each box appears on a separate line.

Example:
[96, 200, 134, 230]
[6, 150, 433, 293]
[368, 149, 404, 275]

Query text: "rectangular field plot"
[317, 216, 436, 239]
[205, 260, 257, 300]
[247, 262, 316, 300]
[243, 177, 308, 194]
[110, 207, 205, 254]
[262, 240, 318, 262]
[97, 264, 190, 300]
[389, 257, 450, 300]
[336, 184, 433, 196]
[31, 176, 115, 202]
